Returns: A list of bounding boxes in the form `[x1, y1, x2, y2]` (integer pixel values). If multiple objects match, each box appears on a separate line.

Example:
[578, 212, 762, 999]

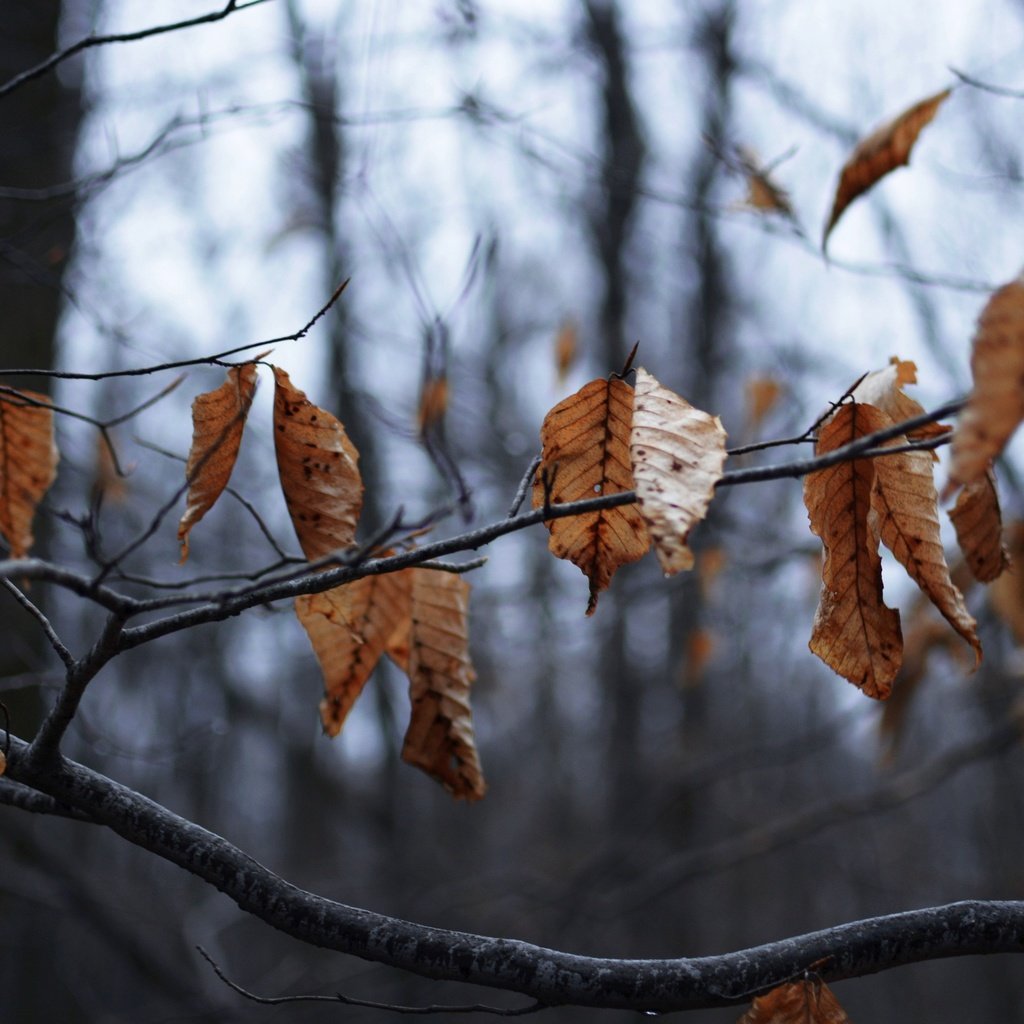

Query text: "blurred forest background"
[4, 1, 1024, 1021]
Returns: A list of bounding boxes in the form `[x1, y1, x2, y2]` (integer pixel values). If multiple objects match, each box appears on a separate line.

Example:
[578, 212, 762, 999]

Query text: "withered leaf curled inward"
[630, 367, 727, 575]
[949, 467, 1010, 583]
[273, 366, 363, 560]
[949, 273, 1024, 489]
[0, 389, 59, 559]
[533, 377, 650, 614]
[804, 402, 902, 698]
[738, 978, 851, 1024]
[823, 87, 950, 248]
[177, 362, 259, 562]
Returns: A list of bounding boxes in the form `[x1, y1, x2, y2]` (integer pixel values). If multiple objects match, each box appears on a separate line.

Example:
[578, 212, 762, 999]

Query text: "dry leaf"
[744, 375, 783, 431]
[554, 318, 578, 384]
[738, 978, 851, 1024]
[950, 467, 1010, 583]
[273, 366, 363, 560]
[850, 357, 948, 452]
[0, 389, 59, 559]
[92, 433, 128, 504]
[989, 523, 1024, 644]
[805, 403, 902, 698]
[418, 375, 449, 433]
[399, 568, 485, 800]
[297, 571, 413, 737]
[870, 436, 981, 665]
[177, 363, 259, 562]
[949, 273, 1024, 488]
[736, 148, 796, 221]
[685, 628, 716, 684]
[533, 377, 650, 614]
[823, 88, 950, 248]
[630, 368, 726, 575]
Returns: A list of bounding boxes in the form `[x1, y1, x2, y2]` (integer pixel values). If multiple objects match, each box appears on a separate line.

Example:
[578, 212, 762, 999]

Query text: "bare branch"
[1, 579, 74, 669]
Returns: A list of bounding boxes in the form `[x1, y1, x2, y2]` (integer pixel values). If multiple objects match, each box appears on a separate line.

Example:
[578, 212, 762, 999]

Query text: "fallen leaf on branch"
[823, 88, 950, 248]
[738, 978, 851, 1023]
[0, 389, 59, 559]
[533, 377, 649, 614]
[273, 366, 363, 560]
[949, 273, 1024, 488]
[177, 363, 259, 562]
[949, 467, 1010, 583]
[805, 403, 902, 698]
[630, 367, 726, 575]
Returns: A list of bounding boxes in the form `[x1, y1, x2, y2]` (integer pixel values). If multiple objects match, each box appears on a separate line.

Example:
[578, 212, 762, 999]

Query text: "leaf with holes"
[950, 467, 1010, 583]
[804, 403, 902, 698]
[630, 368, 726, 575]
[177, 362, 259, 562]
[273, 366, 363, 560]
[738, 978, 851, 1023]
[533, 377, 650, 614]
[0, 389, 59, 559]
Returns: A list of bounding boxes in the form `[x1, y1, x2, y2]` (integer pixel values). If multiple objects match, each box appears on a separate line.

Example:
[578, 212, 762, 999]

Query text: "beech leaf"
[533, 377, 650, 614]
[630, 367, 726, 575]
[949, 273, 1024, 488]
[823, 88, 950, 248]
[805, 403, 902, 698]
[398, 568, 485, 800]
[949, 467, 1010, 583]
[273, 366, 363, 560]
[738, 979, 851, 1024]
[177, 362, 259, 562]
[850, 357, 948, 453]
[0, 389, 59, 559]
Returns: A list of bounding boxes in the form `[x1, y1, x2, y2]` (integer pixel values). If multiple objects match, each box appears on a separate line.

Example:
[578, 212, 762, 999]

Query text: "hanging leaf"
[399, 568, 485, 800]
[297, 571, 413, 737]
[988, 523, 1024, 644]
[736, 148, 797, 223]
[554, 318, 578, 384]
[417, 375, 449, 433]
[804, 403, 902, 698]
[533, 377, 650, 615]
[0, 389, 59, 559]
[949, 467, 1010, 582]
[629, 368, 726, 575]
[870, 436, 981, 665]
[949, 273, 1024, 488]
[823, 88, 950, 248]
[850, 357, 949, 452]
[738, 978, 851, 1023]
[177, 362, 259, 562]
[273, 366, 363, 560]
[744, 375, 783, 432]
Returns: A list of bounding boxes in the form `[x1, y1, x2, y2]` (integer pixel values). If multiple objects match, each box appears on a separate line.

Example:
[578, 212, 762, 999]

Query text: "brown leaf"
[823, 88, 950, 248]
[92, 432, 128, 504]
[949, 273, 1024, 488]
[630, 368, 726, 575]
[177, 363, 259, 562]
[850, 357, 948, 452]
[805, 403, 902, 698]
[950, 467, 1010, 583]
[736, 148, 797, 221]
[417, 375, 449, 433]
[738, 979, 851, 1024]
[0, 390, 59, 559]
[989, 522, 1024, 644]
[533, 377, 650, 614]
[870, 434, 981, 665]
[297, 571, 413, 737]
[400, 568, 485, 800]
[744, 375, 783, 432]
[554, 318, 578, 384]
[273, 366, 363, 560]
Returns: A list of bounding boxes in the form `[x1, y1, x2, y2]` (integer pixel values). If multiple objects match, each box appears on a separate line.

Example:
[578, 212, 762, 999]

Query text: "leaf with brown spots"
[823, 88, 950, 248]
[804, 403, 902, 698]
[533, 377, 650, 614]
[297, 570, 413, 737]
[738, 978, 851, 1023]
[398, 568, 485, 800]
[273, 366, 363, 560]
[630, 368, 726, 575]
[177, 362, 259, 562]
[950, 467, 1010, 583]
[0, 389, 59, 559]
[950, 273, 1024, 488]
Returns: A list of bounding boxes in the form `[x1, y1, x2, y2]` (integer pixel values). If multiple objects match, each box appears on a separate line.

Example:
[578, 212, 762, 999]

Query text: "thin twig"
[1, 580, 74, 669]
[507, 455, 542, 518]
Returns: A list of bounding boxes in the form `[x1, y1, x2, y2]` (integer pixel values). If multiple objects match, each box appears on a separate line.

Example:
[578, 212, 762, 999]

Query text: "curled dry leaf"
[950, 273, 1024, 488]
[949, 467, 1010, 583]
[177, 362, 259, 562]
[0, 389, 59, 558]
[297, 571, 413, 737]
[738, 978, 851, 1024]
[850, 357, 949, 453]
[397, 568, 485, 800]
[533, 377, 650, 615]
[273, 366, 363, 560]
[805, 403, 902, 698]
[823, 87, 950, 248]
[630, 368, 726, 575]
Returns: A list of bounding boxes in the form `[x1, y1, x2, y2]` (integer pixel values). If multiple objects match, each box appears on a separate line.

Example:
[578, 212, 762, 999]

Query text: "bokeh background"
[4, 2, 1024, 1021]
